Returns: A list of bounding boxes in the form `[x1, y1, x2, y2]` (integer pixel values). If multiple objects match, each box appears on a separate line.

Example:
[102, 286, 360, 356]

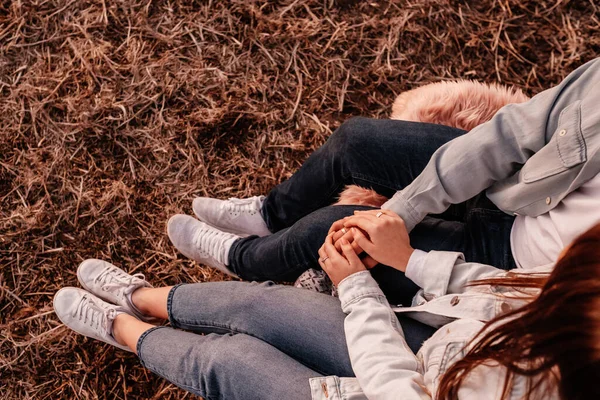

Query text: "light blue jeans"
[136, 280, 436, 400]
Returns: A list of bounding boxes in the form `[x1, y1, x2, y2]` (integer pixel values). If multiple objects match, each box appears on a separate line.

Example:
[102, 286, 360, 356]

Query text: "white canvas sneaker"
[53, 287, 131, 352]
[192, 196, 271, 237]
[77, 259, 156, 322]
[167, 214, 240, 277]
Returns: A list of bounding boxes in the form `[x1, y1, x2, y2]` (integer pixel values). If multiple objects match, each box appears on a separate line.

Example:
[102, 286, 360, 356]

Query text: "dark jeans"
[229, 117, 516, 306]
[138, 281, 435, 400]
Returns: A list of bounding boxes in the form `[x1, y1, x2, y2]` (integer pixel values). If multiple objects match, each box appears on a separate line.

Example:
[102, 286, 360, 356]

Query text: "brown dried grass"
[0, 0, 598, 398]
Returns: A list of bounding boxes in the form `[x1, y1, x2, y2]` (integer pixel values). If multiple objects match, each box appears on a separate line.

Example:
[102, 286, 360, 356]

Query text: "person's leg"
[229, 205, 376, 282]
[262, 117, 467, 232]
[130, 324, 322, 400]
[112, 313, 153, 354]
[229, 203, 466, 305]
[131, 280, 437, 371]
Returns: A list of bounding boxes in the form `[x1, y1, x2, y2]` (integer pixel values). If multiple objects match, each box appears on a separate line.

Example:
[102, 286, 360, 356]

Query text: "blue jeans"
[228, 118, 516, 307]
[137, 281, 436, 400]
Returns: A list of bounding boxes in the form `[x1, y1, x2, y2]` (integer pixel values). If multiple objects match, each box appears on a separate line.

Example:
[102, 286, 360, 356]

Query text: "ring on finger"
[376, 211, 383, 218]
[341, 228, 347, 234]
[319, 256, 329, 263]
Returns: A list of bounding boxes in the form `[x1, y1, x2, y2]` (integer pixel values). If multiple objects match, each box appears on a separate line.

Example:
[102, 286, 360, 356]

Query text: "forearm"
[383, 58, 600, 231]
[339, 272, 430, 400]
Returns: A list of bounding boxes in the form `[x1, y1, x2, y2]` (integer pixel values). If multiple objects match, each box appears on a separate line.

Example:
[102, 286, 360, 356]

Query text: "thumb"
[341, 240, 365, 270]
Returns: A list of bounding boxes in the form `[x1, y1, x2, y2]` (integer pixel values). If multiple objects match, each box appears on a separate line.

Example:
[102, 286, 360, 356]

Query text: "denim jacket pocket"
[309, 376, 367, 400]
[437, 341, 468, 379]
[522, 100, 586, 183]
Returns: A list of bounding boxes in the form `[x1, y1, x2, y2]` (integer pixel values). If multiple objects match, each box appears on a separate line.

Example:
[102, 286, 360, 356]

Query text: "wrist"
[393, 247, 414, 272]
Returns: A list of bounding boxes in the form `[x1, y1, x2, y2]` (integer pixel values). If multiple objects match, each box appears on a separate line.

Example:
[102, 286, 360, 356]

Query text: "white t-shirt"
[510, 173, 600, 269]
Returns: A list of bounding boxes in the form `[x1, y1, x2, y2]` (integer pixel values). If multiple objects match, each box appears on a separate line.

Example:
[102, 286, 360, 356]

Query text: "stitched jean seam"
[351, 171, 400, 192]
[137, 326, 169, 368]
[167, 283, 184, 327]
[170, 316, 332, 376]
[138, 326, 222, 399]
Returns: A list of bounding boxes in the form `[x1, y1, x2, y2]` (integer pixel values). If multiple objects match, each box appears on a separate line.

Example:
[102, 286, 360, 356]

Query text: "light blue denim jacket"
[309, 251, 557, 400]
[382, 58, 600, 232]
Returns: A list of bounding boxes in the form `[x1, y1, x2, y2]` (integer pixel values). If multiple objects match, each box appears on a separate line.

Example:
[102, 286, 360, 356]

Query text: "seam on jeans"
[171, 319, 334, 376]
[137, 326, 170, 367]
[172, 319, 251, 336]
[137, 326, 217, 398]
[319, 180, 347, 209]
[351, 172, 399, 192]
[167, 284, 185, 328]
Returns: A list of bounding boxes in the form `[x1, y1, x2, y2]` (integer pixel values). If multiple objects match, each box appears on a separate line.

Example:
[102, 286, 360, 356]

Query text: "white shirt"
[510, 172, 600, 269]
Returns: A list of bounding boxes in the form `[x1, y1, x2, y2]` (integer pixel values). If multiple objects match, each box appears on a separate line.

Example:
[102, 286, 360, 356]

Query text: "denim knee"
[326, 116, 373, 152]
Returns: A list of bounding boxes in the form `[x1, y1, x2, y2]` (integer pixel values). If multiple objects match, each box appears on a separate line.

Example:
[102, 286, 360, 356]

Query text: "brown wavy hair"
[437, 222, 600, 400]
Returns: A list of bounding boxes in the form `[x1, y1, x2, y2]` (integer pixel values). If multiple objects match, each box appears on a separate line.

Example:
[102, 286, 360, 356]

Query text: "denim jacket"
[382, 57, 600, 232]
[309, 251, 558, 400]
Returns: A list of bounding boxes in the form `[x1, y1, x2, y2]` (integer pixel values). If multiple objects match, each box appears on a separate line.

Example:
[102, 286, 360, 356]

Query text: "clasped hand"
[318, 209, 414, 286]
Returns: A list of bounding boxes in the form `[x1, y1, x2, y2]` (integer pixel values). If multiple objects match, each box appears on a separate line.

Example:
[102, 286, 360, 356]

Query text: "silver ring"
[376, 212, 383, 218]
[341, 228, 347, 234]
[319, 257, 329, 263]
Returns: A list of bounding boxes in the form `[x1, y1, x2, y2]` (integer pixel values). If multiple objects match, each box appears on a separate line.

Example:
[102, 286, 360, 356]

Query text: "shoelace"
[95, 266, 145, 297]
[193, 226, 233, 264]
[71, 294, 115, 336]
[225, 197, 258, 215]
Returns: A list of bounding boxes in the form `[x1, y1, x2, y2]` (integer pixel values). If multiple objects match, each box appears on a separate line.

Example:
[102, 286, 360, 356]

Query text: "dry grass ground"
[0, 0, 598, 398]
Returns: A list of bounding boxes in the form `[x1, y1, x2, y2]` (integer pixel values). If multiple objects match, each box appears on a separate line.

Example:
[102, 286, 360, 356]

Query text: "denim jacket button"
[450, 296, 460, 306]
[559, 129, 567, 136]
[321, 382, 329, 398]
[545, 197, 551, 205]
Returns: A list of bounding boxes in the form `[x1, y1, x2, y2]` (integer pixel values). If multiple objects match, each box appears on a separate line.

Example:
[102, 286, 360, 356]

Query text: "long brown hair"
[437, 222, 600, 399]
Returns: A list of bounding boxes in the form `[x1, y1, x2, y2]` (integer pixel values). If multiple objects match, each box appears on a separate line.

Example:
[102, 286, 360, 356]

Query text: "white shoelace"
[95, 266, 146, 297]
[224, 197, 259, 215]
[193, 226, 233, 264]
[72, 294, 115, 336]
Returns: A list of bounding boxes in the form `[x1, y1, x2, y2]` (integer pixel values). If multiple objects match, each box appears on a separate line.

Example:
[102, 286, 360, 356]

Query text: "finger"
[355, 209, 395, 218]
[323, 233, 348, 265]
[318, 245, 328, 263]
[334, 229, 354, 251]
[352, 228, 376, 253]
[343, 216, 378, 236]
[328, 219, 346, 235]
[352, 211, 381, 222]
[349, 229, 364, 253]
[362, 255, 378, 269]
[340, 240, 365, 269]
[332, 227, 349, 243]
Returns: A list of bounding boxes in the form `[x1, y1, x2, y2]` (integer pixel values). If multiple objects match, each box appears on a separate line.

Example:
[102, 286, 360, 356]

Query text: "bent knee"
[327, 117, 373, 149]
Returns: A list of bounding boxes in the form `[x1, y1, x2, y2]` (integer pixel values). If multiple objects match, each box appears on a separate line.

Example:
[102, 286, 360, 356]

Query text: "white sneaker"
[53, 287, 131, 352]
[167, 214, 240, 277]
[77, 259, 156, 322]
[192, 196, 271, 237]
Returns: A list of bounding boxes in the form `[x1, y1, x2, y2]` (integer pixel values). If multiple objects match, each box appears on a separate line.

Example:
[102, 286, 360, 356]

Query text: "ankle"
[130, 287, 152, 315]
[112, 313, 134, 347]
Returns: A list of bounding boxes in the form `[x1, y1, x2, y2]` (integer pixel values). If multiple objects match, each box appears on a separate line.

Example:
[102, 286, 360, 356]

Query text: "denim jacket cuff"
[405, 250, 465, 297]
[338, 271, 384, 311]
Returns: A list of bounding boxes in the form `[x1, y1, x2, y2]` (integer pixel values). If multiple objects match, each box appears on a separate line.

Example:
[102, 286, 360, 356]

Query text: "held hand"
[342, 209, 414, 272]
[318, 232, 367, 286]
